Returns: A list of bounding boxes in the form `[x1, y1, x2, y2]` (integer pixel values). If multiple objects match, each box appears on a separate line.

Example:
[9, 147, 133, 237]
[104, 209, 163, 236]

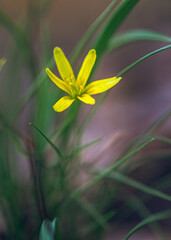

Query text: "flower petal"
[53, 47, 75, 83]
[53, 96, 75, 112]
[76, 49, 96, 88]
[0, 58, 6, 71]
[77, 94, 95, 105]
[46, 68, 71, 95]
[85, 77, 121, 95]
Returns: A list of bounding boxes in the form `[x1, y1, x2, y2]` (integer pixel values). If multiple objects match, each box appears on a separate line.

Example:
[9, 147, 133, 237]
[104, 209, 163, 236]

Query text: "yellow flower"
[46, 47, 121, 112]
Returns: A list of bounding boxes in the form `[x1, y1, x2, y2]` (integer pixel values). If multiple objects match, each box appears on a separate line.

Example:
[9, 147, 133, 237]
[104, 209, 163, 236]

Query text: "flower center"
[65, 77, 83, 98]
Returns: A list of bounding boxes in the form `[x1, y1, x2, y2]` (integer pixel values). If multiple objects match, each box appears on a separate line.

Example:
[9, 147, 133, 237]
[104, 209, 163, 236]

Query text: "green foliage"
[0, 0, 171, 239]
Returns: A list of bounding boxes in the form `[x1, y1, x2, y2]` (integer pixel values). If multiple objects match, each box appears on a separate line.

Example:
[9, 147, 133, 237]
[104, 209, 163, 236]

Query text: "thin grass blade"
[118, 44, 171, 77]
[125, 209, 171, 240]
[70, 138, 154, 199]
[107, 171, 171, 202]
[70, 0, 117, 65]
[29, 122, 63, 159]
[107, 29, 171, 52]
[92, 0, 139, 59]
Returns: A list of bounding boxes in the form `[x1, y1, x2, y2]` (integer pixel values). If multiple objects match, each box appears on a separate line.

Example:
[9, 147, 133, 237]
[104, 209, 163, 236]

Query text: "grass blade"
[108, 171, 171, 202]
[118, 44, 171, 77]
[29, 122, 63, 159]
[70, 138, 154, 199]
[70, 0, 117, 65]
[125, 209, 171, 240]
[77, 199, 109, 230]
[93, 0, 139, 58]
[107, 29, 171, 52]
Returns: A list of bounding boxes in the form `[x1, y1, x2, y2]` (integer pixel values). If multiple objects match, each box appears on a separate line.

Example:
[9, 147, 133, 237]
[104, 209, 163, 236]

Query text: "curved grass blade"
[107, 30, 171, 52]
[70, 138, 154, 199]
[126, 195, 168, 240]
[118, 44, 171, 77]
[108, 171, 171, 202]
[70, 0, 117, 65]
[125, 209, 171, 240]
[29, 122, 63, 159]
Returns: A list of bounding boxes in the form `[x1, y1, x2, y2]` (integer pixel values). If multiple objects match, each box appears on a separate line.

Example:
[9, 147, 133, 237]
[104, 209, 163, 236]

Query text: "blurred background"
[0, 0, 171, 239]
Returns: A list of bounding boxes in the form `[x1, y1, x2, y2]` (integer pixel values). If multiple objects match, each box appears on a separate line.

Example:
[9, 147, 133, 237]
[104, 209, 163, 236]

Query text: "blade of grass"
[118, 108, 171, 158]
[70, 138, 154, 199]
[77, 199, 109, 230]
[78, 211, 116, 238]
[106, 170, 171, 202]
[69, 0, 117, 65]
[29, 122, 63, 159]
[145, 108, 171, 134]
[92, 0, 139, 59]
[126, 195, 169, 240]
[118, 44, 171, 77]
[107, 29, 171, 52]
[125, 209, 171, 240]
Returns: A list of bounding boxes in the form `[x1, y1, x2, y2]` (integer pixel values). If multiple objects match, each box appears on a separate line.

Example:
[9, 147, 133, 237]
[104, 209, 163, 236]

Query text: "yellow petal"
[53, 96, 75, 112]
[76, 49, 96, 88]
[85, 77, 121, 95]
[0, 58, 6, 71]
[77, 94, 95, 105]
[46, 68, 71, 95]
[53, 47, 75, 83]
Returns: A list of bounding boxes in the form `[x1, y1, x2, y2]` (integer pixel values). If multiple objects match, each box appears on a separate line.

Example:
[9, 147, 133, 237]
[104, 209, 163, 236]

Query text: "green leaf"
[70, 0, 117, 65]
[125, 209, 171, 240]
[107, 29, 171, 52]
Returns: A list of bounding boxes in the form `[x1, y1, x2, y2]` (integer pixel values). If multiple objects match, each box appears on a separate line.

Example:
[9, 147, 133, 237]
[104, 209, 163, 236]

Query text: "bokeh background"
[0, 0, 171, 239]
